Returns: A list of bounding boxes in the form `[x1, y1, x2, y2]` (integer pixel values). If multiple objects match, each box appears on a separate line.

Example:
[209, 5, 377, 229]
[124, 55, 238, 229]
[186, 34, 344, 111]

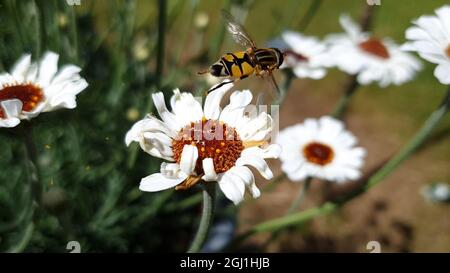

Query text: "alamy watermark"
[367, 0, 381, 6]
[366, 241, 381, 253]
[66, 0, 81, 6]
[66, 241, 81, 253]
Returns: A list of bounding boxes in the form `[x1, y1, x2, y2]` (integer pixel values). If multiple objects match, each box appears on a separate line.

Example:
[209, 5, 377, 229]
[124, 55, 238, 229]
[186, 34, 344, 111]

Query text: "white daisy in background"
[0, 51, 88, 128]
[276, 116, 366, 183]
[402, 5, 450, 85]
[278, 31, 332, 79]
[125, 84, 280, 205]
[325, 15, 422, 87]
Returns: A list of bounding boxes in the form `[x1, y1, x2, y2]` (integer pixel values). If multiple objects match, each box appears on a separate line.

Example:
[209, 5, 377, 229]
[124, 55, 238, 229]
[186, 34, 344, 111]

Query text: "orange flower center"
[359, 38, 390, 59]
[303, 142, 334, 166]
[172, 118, 244, 174]
[446, 44, 450, 58]
[0, 83, 43, 119]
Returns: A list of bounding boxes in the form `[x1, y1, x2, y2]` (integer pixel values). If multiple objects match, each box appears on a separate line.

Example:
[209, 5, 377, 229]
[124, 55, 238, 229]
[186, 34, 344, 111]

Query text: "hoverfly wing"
[221, 9, 257, 49]
[259, 71, 280, 104]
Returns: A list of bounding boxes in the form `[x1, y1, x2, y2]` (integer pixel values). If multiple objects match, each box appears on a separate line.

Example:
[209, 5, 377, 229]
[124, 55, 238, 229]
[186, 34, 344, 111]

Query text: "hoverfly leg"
[207, 79, 235, 93]
[269, 71, 281, 95]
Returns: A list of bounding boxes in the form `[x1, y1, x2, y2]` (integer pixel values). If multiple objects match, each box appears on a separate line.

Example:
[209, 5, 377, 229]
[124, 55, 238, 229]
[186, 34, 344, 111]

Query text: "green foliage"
[0, 0, 205, 252]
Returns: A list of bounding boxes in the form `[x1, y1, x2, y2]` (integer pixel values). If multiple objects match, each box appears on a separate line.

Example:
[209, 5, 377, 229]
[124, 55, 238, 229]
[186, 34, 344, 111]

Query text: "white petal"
[434, 63, 450, 84]
[152, 92, 182, 132]
[238, 112, 272, 141]
[160, 162, 183, 179]
[293, 65, 326, 79]
[203, 81, 235, 120]
[51, 65, 82, 85]
[170, 89, 203, 125]
[229, 166, 260, 198]
[37, 52, 59, 87]
[125, 115, 175, 146]
[217, 172, 245, 205]
[202, 158, 218, 182]
[0, 73, 15, 86]
[139, 172, 186, 192]
[11, 54, 31, 82]
[282, 160, 309, 182]
[0, 117, 20, 128]
[0, 99, 22, 128]
[1, 99, 23, 117]
[339, 14, 363, 41]
[25, 63, 38, 83]
[47, 79, 88, 110]
[179, 144, 198, 175]
[140, 131, 174, 160]
[241, 144, 281, 159]
[318, 116, 344, 140]
[219, 90, 253, 127]
[236, 155, 273, 180]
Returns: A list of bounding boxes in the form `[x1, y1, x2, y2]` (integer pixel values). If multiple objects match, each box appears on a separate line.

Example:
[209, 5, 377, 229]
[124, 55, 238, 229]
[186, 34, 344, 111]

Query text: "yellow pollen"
[243, 140, 268, 148]
[175, 175, 202, 190]
[216, 149, 221, 153]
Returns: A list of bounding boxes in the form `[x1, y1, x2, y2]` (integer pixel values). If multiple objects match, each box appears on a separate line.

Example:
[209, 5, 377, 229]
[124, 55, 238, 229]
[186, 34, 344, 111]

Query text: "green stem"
[23, 123, 42, 205]
[239, 86, 450, 236]
[286, 178, 312, 214]
[155, 0, 166, 90]
[69, 5, 79, 62]
[187, 183, 216, 253]
[331, 75, 359, 119]
[298, 0, 323, 31]
[32, 0, 42, 58]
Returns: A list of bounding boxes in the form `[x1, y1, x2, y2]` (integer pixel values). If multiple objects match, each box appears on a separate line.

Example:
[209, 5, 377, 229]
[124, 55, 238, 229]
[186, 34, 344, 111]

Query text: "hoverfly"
[199, 10, 284, 95]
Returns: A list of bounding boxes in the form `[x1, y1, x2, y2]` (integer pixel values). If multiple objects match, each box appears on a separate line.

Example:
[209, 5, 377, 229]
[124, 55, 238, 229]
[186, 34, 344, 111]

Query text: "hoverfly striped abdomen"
[219, 51, 255, 79]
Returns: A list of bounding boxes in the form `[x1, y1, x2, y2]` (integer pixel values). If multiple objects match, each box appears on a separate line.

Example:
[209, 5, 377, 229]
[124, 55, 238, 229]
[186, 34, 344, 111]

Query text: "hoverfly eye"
[273, 48, 284, 68]
[210, 64, 224, 76]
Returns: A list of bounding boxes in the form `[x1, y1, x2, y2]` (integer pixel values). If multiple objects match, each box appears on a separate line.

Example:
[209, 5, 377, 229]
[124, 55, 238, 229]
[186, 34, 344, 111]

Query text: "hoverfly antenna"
[197, 70, 209, 75]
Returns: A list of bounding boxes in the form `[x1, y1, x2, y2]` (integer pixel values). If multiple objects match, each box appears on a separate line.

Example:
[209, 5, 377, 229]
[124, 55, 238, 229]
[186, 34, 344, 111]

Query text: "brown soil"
[237, 76, 450, 253]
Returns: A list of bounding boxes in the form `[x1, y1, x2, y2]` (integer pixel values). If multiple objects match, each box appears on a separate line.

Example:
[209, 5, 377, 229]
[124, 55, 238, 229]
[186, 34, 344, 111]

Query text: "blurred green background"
[0, 0, 449, 252]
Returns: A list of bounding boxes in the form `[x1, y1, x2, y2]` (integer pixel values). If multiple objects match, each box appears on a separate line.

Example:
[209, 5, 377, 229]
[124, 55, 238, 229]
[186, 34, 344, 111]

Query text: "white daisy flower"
[125, 84, 281, 205]
[0, 51, 88, 127]
[276, 116, 366, 183]
[326, 15, 422, 87]
[279, 31, 332, 79]
[402, 5, 450, 85]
